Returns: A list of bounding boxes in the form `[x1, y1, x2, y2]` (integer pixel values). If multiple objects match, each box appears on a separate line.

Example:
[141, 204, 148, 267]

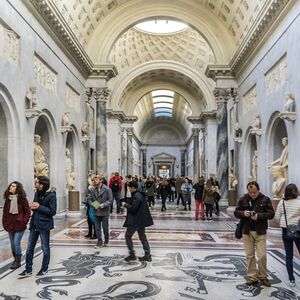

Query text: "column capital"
[213, 88, 233, 103]
[199, 110, 217, 122]
[192, 128, 200, 136]
[86, 87, 110, 103]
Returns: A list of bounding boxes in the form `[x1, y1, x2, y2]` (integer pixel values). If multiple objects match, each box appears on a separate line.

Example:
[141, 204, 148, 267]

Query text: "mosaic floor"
[0, 201, 299, 299]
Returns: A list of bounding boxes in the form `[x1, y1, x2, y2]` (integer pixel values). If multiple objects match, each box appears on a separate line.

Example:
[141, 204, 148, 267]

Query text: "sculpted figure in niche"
[67, 172, 76, 190]
[65, 148, 75, 190]
[81, 122, 89, 137]
[234, 122, 242, 138]
[253, 113, 261, 129]
[284, 92, 295, 112]
[229, 172, 238, 190]
[65, 148, 72, 174]
[268, 137, 288, 180]
[35, 162, 49, 177]
[62, 112, 70, 126]
[26, 86, 37, 109]
[34, 134, 45, 165]
[271, 166, 286, 199]
[252, 150, 258, 181]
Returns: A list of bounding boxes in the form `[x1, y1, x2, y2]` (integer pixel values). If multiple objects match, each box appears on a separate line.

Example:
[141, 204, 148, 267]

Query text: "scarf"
[9, 194, 18, 214]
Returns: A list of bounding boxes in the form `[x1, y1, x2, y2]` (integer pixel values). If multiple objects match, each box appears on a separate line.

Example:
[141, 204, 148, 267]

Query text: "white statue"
[252, 150, 258, 181]
[229, 172, 238, 190]
[62, 112, 70, 126]
[67, 172, 76, 190]
[81, 122, 89, 137]
[35, 162, 49, 177]
[25, 86, 37, 109]
[34, 134, 45, 165]
[65, 148, 72, 174]
[271, 166, 286, 199]
[65, 148, 76, 190]
[253, 113, 261, 129]
[284, 92, 295, 112]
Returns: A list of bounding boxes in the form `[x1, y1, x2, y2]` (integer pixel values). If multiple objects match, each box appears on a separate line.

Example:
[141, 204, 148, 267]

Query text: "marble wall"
[234, 1, 300, 197]
[0, 0, 88, 217]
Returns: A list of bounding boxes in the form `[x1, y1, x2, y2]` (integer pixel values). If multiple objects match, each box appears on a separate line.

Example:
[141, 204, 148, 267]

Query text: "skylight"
[135, 20, 188, 35]
[151, 89, 175, 118]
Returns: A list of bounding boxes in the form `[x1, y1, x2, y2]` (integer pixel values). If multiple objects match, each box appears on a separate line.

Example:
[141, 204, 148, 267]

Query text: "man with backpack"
[109, 172, 123, 213]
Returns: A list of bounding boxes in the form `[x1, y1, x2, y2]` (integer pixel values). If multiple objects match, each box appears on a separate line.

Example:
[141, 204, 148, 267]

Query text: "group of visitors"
[2, 171, 300, 288]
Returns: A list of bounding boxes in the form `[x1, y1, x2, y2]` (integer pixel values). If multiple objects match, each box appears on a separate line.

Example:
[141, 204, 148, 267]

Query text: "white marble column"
[214, 88, 231, 200]
[126, 127, 133, 176]
[91, 88, 110, 176]
[192, 128, 200, 181]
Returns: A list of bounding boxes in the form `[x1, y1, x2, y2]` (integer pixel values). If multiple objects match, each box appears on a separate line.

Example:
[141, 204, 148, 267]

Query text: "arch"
[0, 83, 21, 201]
[109, 61, 215, 114]
[87, 0, 234, 64]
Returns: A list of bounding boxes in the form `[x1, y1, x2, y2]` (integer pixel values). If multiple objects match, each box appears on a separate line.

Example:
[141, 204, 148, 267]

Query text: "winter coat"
[87, 184, 113, 217]
[159, 181, 170, 197]
[175, 178, 184, 194]
[234, 192, 274, 235]
[109, 175, 122, 192]
[123, 190, 153, 229]
[274, 197, 300, 228]
[203, 186, 216, 206]
[145, 181, 156, 197]
[2, 197, 31, 232]
[29, 191, 57, 231]
[193, 182, 204, 200]
[181, 183, 193, 195]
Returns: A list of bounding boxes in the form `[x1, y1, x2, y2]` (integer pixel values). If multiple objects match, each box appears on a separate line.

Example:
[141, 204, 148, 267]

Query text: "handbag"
[88, 206, 95, 223]
[235, 220, 243, 239]
[282, 201, 300, 239]
[214, 191, 221, 202]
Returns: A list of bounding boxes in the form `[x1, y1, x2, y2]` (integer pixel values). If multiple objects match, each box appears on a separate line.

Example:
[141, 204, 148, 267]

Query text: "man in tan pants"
[234, 181, 274, 286]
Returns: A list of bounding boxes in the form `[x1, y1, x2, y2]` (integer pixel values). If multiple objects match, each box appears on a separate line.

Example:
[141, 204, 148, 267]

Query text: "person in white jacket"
[275, 183, 300, 287]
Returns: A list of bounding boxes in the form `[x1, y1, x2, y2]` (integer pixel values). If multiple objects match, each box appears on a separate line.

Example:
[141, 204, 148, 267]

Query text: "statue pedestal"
[269, 198, 280, 228]
[68, 190, 81, 217]
[228, 190, 237, 206]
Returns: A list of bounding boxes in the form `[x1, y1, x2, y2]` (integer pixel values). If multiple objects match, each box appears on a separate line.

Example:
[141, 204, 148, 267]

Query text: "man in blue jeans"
[19, 176, 57, 277]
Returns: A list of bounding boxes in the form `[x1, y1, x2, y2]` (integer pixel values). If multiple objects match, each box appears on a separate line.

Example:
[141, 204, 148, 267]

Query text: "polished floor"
[0, 200, 299, 299]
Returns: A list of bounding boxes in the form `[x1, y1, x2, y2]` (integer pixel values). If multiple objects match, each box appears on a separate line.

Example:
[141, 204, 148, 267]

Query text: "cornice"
[106, 109, 138, 123]
[24, 0, 118, 80]
[199, 111, 217, 122]
[205, 65, 234, 81]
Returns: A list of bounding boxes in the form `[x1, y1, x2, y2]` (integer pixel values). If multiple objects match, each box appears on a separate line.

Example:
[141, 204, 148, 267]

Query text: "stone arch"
[265, 111, 288, 193]
[109, 61, 214, 114]
[34, 109, 58, 182]
[0, 83, 20, 201]
[87, 0, 233, 64]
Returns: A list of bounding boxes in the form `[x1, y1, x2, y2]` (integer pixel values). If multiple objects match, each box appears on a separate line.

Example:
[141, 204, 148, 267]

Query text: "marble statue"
[62, 112, 70, 126]
[252, 150, 258, 181]
[284, 92, 295, 112]
[81, 122, 89, 137]
[253, 113, 261, 129]
[65, 148, 76, 190]
[67, 172, 76, 190]
[65, 148, 72, 174]
[268, 137, 288, 180]
[234, 122, 242, 138]
[35, 162, 49, 177]
[229, 172, 238, 190]
[25, 86, 37, 109]
[271, 166, 286, 199]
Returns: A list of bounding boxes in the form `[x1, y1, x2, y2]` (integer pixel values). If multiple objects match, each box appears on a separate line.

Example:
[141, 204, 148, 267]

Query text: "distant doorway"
[158, 164, 170, 178]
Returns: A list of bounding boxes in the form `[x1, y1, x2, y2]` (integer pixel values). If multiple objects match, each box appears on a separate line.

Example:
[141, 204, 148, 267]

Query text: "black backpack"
[111, 179, 119, 192]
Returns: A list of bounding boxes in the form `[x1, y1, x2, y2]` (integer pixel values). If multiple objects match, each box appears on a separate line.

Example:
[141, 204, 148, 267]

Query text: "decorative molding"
[25, 109, 41, 119]
[205, 65, 234, 81]
[278, 112, 296, 122]
[250, 128, 262, 136]
[199, 111, 217, 122]
[90, 65, 118, 81]
[213, 88, 232, 103]
[86, 87, 110, 102]
[106, 109, 138, 123]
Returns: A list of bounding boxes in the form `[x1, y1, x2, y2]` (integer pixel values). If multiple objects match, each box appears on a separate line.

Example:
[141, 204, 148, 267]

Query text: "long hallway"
[0, 202, 299, 299]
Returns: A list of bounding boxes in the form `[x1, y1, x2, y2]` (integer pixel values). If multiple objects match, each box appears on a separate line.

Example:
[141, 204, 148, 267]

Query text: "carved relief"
[265, 55, 288, 96]
[243, 85, 256, 114]
[33, 55, 57, 92]
[0, 23, 19, 65]
[66, 84, 80, 112]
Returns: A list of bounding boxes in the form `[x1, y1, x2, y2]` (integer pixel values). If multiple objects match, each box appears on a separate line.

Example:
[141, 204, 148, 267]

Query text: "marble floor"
[0, 201, 299, 299]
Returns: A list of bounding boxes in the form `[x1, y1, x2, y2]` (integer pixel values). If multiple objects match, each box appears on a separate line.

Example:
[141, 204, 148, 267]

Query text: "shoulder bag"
[282, 201, 300, 239]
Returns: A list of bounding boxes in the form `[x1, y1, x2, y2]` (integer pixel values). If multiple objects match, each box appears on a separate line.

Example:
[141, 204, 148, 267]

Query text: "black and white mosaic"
[0, 246, 299, 299]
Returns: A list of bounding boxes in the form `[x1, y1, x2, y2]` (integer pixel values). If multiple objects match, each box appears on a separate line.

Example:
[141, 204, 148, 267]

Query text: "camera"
[249, 211, 256, 216]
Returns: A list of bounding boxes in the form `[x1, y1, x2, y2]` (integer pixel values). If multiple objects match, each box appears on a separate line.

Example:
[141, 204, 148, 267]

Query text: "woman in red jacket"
[2, 181, 30, 269]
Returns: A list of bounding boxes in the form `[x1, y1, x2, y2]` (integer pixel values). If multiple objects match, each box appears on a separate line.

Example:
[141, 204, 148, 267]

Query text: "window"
[151, 90, 175, 118]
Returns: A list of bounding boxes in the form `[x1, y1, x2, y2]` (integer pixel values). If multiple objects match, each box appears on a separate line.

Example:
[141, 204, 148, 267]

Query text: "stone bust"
[234, 122, 242, 138]
[81, 122, 89, 137]
[34, 134, 46, 165]
[35, 162, 49, 177]
[62, 112, 70, 126]
[271, 166, 286, 199]
[284, 92, 295, 112]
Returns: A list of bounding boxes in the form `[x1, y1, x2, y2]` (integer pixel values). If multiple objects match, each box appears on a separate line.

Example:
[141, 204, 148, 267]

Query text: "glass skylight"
[135, 20, 188, 35]
[151, 89, 175, 118]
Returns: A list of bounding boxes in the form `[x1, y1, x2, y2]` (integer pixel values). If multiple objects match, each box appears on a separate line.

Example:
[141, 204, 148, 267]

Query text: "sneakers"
[289, 280, 296, 287]
[139, 255, 152, 262]
[246, 279, 258, 286]
[260, 278, 271, 287]
[36, 269, 48, 276]
[19, 269, 32, 277]
[124, 253, 137, 262]
[94, 242, 103, 249]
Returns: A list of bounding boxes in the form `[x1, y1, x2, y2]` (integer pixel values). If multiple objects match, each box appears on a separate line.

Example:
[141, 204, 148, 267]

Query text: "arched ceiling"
[51, 0, 268, 64]
[133, 92, 192, 139]
[107, 27, 215, 76]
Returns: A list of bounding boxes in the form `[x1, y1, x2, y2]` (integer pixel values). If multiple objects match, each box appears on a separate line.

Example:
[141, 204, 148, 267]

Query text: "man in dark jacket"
[19, 176, 57, 277]
[122, 181, 153, 262]
[234, 181, 274, 287]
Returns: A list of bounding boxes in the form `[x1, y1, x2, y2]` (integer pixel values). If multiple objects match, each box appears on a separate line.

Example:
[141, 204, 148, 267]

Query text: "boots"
[125, 252, 136, 262]
[10, 254, 21, 269]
